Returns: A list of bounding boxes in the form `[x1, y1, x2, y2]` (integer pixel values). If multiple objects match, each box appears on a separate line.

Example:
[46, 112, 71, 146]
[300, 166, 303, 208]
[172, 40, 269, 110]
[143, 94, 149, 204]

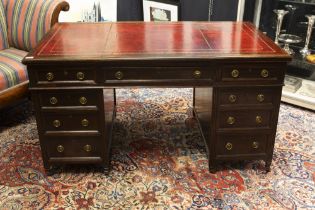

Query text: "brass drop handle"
[252, 141, 259, 149]
[76, 72, 85, 80]
[256, 116, 263, 124]
[53, 120, 61, 128]
[57, 145, 64, 153]
[79, 97, 87, 105]
[257, 94, 265, 102]
[81, 119, 89, 127]
[83, 144, 92, 152]
[115, 71, 124, 80]
[227, 116, 236, 125]
[225, 142, 233, 150]
[46, 72, 54, 81]
[50, 97, 58, 105]
[231, 69, 239, 78]
[261, 69, 269, 78]
[228, 95, 237, 103]
[193, 70, 201, 79]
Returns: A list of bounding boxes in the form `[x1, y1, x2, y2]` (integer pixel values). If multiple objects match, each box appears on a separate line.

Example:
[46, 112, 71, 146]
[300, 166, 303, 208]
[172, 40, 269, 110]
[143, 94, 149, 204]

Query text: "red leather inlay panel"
[32, 22, 287, 59]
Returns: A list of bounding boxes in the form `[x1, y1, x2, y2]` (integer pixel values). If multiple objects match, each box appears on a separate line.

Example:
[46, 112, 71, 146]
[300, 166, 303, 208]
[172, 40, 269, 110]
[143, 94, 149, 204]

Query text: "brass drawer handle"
[115, 71, 124, 80]
[57, 145, 64, 153]
[53, 120, 61, 128]
[50, 97, 58, 105]
[257, 94, 265, 102]
[77, 72, 85, 80]
[79, 97, 87, 105]
[256, 116, 263, 124]
[252, 141, 259, 149]
[46, 72, 54, 81]
[83, 144, 92, 152]
[194, 70, 201, 79]
[261, 69, 269, 78]
[231, 69, 239, 78]
[81, 119, 89, 127]
[227, 116, 236, 125]
[228, 94, 237, 103]
[225, 142, 233, 150]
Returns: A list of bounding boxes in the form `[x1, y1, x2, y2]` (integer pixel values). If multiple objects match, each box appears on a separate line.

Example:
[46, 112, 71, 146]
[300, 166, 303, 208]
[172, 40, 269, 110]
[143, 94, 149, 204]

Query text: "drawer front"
[39, 90, 99, 107]
[104, 67, 214, 81]
[34, 68, 97, 85]
[219, 87, 280, 105]
[42, 112, 99, 131]
[45, 137, 101, 158]
[218, 110, 271, 128]
[216, 134, 268, 156]
[221, 66, 282, 82]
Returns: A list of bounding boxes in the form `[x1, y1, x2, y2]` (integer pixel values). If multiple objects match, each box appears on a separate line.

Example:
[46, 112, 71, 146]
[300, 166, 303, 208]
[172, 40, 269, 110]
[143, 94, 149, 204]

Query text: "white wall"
[59, 0, 117, 22]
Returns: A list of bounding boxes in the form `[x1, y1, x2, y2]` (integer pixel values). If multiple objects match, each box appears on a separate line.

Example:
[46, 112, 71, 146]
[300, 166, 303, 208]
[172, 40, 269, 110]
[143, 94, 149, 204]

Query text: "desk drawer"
[219, 87, 281, 106]
[42, 112, 99, 131]
[218, 110, 271, 129]
[104, 67, 214, 81]
[45, 137, 101, 158]
[220, 66, 283, 82]
[32, 68, 97, 85]
[216, 134, 268, 156]
[39, 90, 99, 107]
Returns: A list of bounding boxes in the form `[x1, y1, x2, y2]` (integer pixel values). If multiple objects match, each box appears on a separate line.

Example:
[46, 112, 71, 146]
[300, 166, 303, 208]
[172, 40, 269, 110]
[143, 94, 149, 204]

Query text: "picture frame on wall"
[143, 0, 180, 22]
[58, 0, 117, 22]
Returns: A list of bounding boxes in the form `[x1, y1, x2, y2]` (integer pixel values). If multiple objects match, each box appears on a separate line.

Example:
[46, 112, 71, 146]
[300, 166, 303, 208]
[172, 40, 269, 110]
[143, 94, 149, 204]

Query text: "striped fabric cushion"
[0, 48, 28, 91]
[0, 0, 9, 50]
[6, 0, 65, 51]
[1, 0, 8, 8]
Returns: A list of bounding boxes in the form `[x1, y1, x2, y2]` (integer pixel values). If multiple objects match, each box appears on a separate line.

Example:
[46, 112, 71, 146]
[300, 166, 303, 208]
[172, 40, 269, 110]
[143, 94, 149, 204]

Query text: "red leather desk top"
[24, 22, 290, 63]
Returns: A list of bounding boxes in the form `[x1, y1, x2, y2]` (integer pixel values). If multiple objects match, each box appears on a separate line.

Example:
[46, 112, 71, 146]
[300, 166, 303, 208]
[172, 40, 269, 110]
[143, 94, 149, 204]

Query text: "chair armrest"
[51, 1, 70, 26]
[6, 0, 70, 51]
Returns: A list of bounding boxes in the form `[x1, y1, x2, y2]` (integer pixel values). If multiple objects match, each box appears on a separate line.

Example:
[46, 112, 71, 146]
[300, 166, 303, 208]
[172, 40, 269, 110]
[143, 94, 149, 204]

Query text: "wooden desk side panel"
[194, 87, 216, 169]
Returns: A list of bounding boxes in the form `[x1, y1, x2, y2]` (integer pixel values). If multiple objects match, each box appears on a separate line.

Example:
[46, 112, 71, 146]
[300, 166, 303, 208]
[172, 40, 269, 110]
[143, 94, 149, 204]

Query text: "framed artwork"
[143, 0, 180, 22]
[58, 0, 117, 22]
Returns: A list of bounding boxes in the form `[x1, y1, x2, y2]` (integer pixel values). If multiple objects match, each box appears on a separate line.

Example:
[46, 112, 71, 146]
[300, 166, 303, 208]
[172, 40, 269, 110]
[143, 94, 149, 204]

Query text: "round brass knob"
[231, 69, 239, 78]
[257, 94, 265, 102]
[227, 116, 236, 125]
[50, 97, 58, 105]
[252, 141, 259, 149]
[53, 120, 61, 128]
[193, 70, 201, 79]
[261, 69, 269, 78]
[46, 72, 54, 81]
[81, 119, 89, 127]
[57, 145, 64, 153]
[83, 144, 92, 152]
[225, 142, 233, 150]
[79, 97, 87, 105]
[256, 116, 263, 124]
[76, 72, 85, 80]
[115, 71, 124, 80]
[228, 95, 237, 103]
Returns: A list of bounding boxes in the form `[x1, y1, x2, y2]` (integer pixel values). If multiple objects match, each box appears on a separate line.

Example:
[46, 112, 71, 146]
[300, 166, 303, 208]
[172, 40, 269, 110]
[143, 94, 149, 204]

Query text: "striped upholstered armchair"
[0, 0, 69, 109]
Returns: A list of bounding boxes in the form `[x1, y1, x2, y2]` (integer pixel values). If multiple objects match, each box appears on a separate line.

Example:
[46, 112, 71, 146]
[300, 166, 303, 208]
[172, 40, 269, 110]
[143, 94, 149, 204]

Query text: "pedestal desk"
[23, 22, 291, 174]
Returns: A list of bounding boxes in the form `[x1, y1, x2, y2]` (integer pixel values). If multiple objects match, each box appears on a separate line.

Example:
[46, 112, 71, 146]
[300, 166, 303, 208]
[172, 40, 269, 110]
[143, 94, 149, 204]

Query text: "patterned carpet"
[0, 88, 314, 209]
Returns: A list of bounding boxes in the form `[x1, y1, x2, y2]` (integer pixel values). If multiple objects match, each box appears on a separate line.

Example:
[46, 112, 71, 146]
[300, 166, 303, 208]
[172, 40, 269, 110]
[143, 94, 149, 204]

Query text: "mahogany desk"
[23, 22, 291, 174]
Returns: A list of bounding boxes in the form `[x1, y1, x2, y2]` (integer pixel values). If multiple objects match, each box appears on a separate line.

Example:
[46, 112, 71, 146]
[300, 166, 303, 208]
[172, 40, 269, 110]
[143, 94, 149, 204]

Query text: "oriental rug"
[0, 88, 314, 209]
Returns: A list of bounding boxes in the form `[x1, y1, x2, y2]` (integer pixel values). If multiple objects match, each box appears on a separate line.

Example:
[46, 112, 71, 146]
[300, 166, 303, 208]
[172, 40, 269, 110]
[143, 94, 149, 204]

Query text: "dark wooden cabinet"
[23, 22, 290, 174]
[30, 87, 114, 173]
